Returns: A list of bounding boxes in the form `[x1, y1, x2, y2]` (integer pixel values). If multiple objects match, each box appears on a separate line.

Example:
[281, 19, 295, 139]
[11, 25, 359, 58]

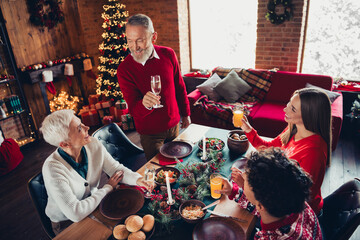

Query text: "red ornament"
[108, 86, 111, 90]
[109, 60, 112, 63]
[111, 46, 115, 50]
[111, 98, 115, 102]
[107, 27, 111, 30]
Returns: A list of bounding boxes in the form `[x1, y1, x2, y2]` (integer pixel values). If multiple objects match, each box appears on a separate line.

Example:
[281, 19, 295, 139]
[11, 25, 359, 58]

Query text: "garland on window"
[265, 0, 293, 25]
[27, 0, 64, 29]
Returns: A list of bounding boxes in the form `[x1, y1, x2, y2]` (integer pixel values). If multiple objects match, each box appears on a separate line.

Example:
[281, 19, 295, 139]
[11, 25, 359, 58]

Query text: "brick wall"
[256, 0, 306, 72]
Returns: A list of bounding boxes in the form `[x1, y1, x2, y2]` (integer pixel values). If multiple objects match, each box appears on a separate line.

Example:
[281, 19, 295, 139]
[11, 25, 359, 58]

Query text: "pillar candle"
[165, 172, 173, 204]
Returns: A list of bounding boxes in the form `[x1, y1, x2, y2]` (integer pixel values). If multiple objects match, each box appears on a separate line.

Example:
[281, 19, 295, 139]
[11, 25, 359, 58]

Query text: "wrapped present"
[78, 105, 90, 115]
[95, 102, 102, 110]
[97, 109, 105, 119]
[102, 115, 114, 125]
[81, 109, 100, 126]
[88, 95, 100, 105]
[90, 104, 96, 110]
[121, 114, 135, 130]
[110, 106, 129, 121]
[115, 100, 121, 109]
[83, 105, 90, 111]
[120, 99, 128, 109]
[95, 100, 112, 110]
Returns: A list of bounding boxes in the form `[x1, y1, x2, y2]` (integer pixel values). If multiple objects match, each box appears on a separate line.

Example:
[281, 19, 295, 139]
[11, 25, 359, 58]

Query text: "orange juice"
[210, 174, 222, 199]
[233, 110, 244, 128]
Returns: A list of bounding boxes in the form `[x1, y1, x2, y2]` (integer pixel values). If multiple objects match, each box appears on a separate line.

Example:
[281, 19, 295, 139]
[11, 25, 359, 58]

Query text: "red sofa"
[188, 70, 343, 151]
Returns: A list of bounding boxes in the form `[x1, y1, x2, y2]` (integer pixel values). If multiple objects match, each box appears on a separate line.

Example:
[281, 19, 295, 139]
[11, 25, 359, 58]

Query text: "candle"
[202, 136, 206, 160]
[165, 172, 173, 204]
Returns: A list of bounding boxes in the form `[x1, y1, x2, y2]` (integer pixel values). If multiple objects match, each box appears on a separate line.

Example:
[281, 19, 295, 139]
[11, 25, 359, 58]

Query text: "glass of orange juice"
[232, 105, 244, 128]
[210, 173, 223, 199]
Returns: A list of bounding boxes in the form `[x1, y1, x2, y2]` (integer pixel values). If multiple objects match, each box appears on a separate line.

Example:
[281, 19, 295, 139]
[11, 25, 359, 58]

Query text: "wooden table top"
[54, 124, 257, 240]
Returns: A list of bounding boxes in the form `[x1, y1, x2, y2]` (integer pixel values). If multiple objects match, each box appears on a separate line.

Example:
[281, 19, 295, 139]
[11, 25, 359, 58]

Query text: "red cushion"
[250, 102, 287, 138]
[0, 139, 24, 176]
[265, 71, 333, 103]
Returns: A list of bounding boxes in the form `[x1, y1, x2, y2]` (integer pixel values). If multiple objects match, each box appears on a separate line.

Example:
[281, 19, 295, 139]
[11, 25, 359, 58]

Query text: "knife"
[206, 210, 247, 223]
[202, 200, 220, 210]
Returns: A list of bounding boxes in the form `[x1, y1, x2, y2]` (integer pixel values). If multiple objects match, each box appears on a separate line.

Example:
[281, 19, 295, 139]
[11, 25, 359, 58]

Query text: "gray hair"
[126, 14, 154, 33]
[40, 109, 74, 147]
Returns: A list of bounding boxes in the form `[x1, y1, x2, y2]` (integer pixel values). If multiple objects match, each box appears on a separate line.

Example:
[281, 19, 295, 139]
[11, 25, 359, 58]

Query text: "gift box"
[110, 106, 129, 122]
[81, 109, 100, 126]
[88, 95, 100, 105]
[90, 104, 96, 110]
[102, 115, 114, 125]
[95, 100, 112, 110]
[115, 100, 121, 109]
[120, 114, 135, 130]
[119, 100, 128, 109]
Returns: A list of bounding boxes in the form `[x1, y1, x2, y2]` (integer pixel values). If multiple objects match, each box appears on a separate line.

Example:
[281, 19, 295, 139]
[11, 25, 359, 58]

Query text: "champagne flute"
[144, 166, 155, 198]
[151, 75, 163, 108]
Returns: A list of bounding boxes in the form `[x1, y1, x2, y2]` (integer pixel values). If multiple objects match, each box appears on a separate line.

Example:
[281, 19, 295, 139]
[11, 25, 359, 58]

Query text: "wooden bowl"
[154, 167, 180, 186]
[179, 199, 206, 224]
[227, 130, 249, 155]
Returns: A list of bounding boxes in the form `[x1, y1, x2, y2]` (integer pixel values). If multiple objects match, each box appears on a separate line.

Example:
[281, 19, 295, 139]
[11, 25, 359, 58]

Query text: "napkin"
[158, 154, 183, 165]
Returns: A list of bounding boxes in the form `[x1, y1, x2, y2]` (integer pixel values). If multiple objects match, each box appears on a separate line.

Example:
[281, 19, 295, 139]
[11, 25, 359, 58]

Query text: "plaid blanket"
[194, 95, 256, 123]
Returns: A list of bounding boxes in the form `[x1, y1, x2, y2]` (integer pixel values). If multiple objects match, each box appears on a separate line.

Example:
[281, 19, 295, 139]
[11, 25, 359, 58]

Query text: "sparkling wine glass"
[151, 75, 163, 108]
[144, 166, 155, 198]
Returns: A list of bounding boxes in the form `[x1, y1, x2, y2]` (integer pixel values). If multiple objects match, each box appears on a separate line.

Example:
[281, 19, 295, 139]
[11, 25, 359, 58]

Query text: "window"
[189, 0, 257, 70]
[302, 1, 360, 80]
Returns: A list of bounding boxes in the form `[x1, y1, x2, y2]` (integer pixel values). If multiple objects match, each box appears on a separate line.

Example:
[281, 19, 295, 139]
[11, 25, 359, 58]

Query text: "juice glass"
[210, 173, 223, 199]
[232, 105, 244, 128]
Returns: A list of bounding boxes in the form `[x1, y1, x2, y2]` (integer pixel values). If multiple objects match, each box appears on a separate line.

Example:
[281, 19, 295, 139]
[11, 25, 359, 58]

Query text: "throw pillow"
[196, 73, 222, 101]
[305, 83, 341, 103]
[214, 70, 252, 103]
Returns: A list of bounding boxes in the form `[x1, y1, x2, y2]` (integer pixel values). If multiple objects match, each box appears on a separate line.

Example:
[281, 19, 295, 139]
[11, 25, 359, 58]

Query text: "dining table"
[53, 123, 259, 240]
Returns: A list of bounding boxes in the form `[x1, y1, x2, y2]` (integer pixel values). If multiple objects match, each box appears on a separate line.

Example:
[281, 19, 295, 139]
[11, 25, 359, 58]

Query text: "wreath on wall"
[27, 0, 64, 29]
[265, 0, 293, 25]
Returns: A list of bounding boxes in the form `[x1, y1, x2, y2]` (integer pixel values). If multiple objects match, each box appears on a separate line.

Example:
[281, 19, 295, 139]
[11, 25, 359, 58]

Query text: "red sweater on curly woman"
[245, 128, 327, 215]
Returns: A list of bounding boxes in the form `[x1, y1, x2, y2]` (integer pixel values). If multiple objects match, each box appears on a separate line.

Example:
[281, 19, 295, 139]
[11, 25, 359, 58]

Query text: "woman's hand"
[215, 178, 233, 196]
[240, 115, 252, 133]
[230, 167, 245, 189]
[107, 170, 124, 189]
[136, 177, 154, 193]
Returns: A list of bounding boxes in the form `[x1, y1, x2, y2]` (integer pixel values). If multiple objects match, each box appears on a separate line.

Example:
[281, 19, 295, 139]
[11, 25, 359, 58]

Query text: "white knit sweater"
[42, 137, 142, 223]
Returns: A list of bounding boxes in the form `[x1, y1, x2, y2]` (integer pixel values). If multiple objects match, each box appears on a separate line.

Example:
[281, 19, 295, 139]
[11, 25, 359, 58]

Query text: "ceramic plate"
[198, 138, 225, 151]
[100, 188, 144, 220]
[231, 157, 248, 171]
[154, 166, 180, 186]
[193, 217, 245, 240]
[160, 141, 193, 159]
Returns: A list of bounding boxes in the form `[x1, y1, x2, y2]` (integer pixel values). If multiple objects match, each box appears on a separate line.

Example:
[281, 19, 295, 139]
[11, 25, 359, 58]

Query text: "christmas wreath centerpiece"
[265, 0, 293, 25]
[27, 0, 65, 29]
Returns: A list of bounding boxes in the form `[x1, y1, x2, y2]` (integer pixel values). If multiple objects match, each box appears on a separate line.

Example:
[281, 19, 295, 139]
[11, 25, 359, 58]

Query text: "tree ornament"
[27, 0, 65, 29]
[265, 0, 293, 25]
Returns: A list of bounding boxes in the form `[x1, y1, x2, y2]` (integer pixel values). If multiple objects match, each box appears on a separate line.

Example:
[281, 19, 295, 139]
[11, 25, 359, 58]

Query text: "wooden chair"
[92, 123, 147, 171]
[320, 178, 360, 240]
[27, 172, 55, 239]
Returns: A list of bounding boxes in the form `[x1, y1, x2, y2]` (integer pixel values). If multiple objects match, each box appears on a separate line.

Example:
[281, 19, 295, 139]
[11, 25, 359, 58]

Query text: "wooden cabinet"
[0, 21, 37, 146]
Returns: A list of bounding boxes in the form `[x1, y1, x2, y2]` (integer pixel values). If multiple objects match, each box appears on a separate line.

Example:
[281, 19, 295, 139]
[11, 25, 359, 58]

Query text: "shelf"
[0, 110, 25, 122]
[15, 136, 36, 147]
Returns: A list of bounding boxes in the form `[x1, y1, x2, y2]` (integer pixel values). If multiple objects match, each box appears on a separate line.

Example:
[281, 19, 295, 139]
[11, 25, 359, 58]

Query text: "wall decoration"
[27, 0, 65, 29]
[265, 0, 293, 25]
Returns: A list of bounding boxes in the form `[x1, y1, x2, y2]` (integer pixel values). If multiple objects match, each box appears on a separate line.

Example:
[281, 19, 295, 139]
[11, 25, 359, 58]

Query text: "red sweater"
[117, 45, 190, 135]
[246, 129, 327, 215]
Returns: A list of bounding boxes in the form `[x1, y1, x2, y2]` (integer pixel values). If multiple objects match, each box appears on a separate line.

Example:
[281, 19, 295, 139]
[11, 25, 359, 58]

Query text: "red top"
[117, 45, 190, 135]
[246, 129, 327, 215]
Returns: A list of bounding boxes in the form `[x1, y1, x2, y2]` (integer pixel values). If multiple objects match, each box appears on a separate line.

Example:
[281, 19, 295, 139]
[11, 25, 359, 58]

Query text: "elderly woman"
[40, 109, 150, 235]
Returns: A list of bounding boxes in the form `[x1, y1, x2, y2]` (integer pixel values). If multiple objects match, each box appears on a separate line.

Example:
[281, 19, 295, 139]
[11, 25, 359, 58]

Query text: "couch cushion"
[214, 67, 243, 78]
[196, 73, 222, 101]
[238, 69, 272, 102]
[214, 70, 251, 103]
[305, 83, 341, 103]
[250, 102, 287, 138]
[265, 71, 333, 103]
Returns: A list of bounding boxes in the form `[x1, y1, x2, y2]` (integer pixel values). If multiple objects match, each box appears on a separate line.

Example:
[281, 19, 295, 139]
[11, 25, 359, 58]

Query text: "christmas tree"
[96, 0, 129, 102]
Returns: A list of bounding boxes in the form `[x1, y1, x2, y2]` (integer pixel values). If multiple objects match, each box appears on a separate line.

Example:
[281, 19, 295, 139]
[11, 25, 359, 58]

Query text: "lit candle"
[165, 172, 174, 204]
[202, 136, 206, 160]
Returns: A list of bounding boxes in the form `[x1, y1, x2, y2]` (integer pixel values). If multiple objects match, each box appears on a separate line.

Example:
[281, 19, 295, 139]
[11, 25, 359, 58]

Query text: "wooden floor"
[0, 127, 359, 240]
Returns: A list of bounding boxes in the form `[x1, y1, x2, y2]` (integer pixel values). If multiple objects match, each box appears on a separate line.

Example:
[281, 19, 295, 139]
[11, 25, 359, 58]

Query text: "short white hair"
[40, 109, 75, 147]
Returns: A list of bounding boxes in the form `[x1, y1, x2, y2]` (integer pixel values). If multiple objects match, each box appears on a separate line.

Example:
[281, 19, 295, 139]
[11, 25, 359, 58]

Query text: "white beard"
[131, 45, 154, 63]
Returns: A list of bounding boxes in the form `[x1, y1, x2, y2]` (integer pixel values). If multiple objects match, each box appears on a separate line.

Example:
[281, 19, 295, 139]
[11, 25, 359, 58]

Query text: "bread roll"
[142, 214, 154, 232]
[112, 224, 129, 240]
[128, 231, 146, 240]
[125, 215, 135, 225]
[125, 215, 144, 232]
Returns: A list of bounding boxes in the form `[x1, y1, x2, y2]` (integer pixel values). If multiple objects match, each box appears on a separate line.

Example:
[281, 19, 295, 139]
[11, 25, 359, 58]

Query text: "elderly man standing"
[117, 14, 191, 160]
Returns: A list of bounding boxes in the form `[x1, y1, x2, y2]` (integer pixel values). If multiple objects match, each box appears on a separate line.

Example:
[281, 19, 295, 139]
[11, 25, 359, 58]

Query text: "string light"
[49, 91, 81, 113]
